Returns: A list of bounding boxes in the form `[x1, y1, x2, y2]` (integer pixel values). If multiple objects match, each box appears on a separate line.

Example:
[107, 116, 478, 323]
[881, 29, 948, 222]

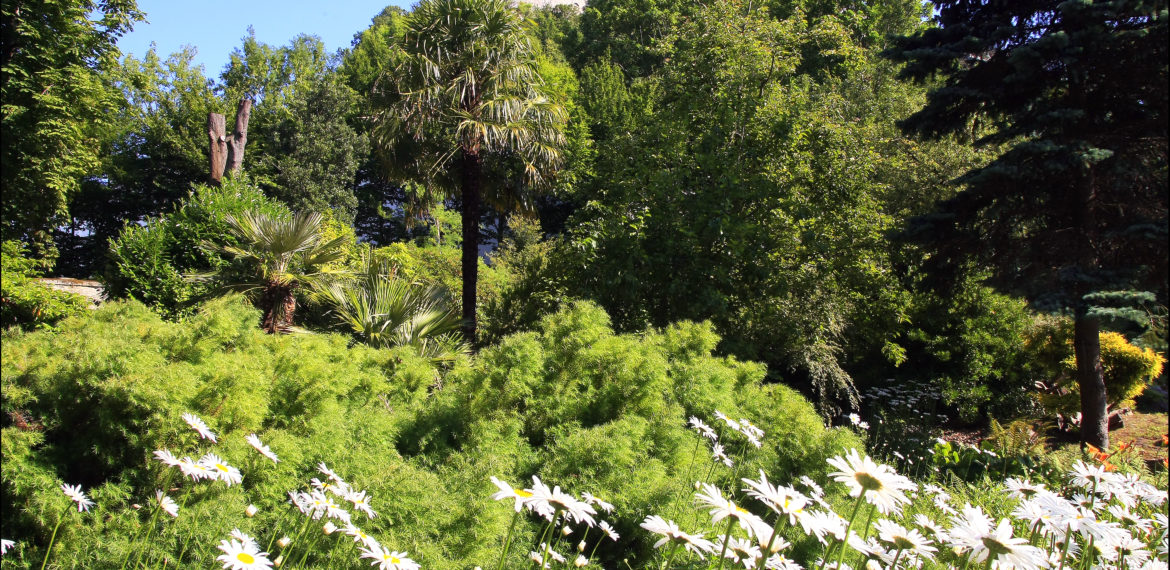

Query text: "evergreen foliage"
[888, 0, 1169, 446]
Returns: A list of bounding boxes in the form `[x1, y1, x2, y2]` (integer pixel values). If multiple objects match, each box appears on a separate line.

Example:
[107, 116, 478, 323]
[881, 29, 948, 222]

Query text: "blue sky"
[116, 0, 412, 77]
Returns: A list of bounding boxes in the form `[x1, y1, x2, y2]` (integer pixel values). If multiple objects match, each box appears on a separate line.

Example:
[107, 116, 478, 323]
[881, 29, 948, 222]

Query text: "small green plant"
[1, 241, 89, 330]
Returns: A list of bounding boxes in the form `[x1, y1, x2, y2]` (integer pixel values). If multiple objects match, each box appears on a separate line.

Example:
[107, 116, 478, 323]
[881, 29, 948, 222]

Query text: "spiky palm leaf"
[316, 256, 467, 363]
[198, 210, 349, 332]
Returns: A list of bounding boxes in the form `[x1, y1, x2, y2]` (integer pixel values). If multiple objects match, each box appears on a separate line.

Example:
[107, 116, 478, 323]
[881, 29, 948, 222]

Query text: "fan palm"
[315, 255, 468, 363]
[372, 0, 568, 343]
[206, 211, 348, 333]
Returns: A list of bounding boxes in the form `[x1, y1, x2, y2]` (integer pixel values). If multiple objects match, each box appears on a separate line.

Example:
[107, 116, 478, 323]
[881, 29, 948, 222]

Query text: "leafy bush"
[0, 295, 859, 568]
[102, 177, 290, 318]
[0, 241, 89, 330]
[1030, 317, 1167, 414]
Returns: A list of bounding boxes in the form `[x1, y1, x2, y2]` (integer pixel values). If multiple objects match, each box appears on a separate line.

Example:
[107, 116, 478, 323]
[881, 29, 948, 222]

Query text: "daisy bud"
[577, 540, 586, 552]
[575, 555, 588, 567]
[245, 504, 258, 517]
[131, 504, 142, 510]
[277, 536, 291, 548]
[323, 522, 337, 534]
[562, 526, 573, 536]
[273, 555, 284, 567]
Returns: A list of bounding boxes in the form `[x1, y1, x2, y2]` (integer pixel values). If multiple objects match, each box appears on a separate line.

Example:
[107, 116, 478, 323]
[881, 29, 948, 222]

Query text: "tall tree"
[888, 0, 1168, 447]
[1, 0, 143, 258]
[221, 31, 366, 220]
[372, 0, 568, 342]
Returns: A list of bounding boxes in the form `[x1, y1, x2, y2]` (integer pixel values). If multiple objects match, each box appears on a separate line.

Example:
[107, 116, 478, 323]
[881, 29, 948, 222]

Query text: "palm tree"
[206, 211, 348, 333]
[314, 255, 468, 363]
[372, 0, 568, 343]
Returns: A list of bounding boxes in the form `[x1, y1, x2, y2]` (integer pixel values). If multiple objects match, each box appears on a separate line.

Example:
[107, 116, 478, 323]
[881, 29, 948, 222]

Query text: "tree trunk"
[460, 148, 483, 344]
[1074, 306, 1108, 449]
[208, 113, 227, 185]
[226, 98, 252, 176]
[1073, 165, 1107, 448]
[260, 282, 296, 334]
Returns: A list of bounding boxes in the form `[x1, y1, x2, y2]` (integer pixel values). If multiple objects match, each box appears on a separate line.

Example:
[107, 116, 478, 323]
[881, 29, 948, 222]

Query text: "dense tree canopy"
[888, 0, 1169, 446]
[1, 0, 143, 257]
[1, 0, 1164, 428]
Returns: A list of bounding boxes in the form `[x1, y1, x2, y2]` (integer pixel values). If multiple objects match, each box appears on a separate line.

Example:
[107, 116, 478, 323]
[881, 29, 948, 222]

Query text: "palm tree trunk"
[460, 148, 483, 344]
[260, 283, 297, 334]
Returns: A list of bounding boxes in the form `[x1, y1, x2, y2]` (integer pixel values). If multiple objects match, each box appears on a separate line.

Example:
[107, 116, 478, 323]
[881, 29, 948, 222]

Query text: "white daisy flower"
[526, 477, 596, 527]
[490, 476, 534, 513]
[182, 413, 217, 442]
[873, 519, 936, 560]
[215, 536, 272, 570]
[318, 462, 344, 484]
[689, 416, 718, 440]
[244, 434, 279, 463]
[178, 456, 215, 481]
[695, 483, 768, 539]
[714, 410, 743, 433]
[198, 453, 243, 486]
[723, 536, 761, 564]
[742, 470, 808, 526]
[640, 515, 715, 558]
[229, 529, 257, 548]
[581, 492, 614, 513]
[155, 490, 179, 517]
[763, 553, 803, 569]
[802, 510, 847, 544]
[826, 449, 915, 515]
[599, 520, 620, 541]
[574, 554, 589, 567]
[344, 523, 381, 549]
[949, 506, 1046, 570]
[359, 545, 420, 570]
[712, 442, 734, 467]
[1070, 460, 1111, 491]
[798, 476, 823, 498]
[1, 538, 14, 555]
[345, 488, 377, 519]
[61, 483, 94, 512]
[738, 418, 764, 440]
[153, 448, 182, 467]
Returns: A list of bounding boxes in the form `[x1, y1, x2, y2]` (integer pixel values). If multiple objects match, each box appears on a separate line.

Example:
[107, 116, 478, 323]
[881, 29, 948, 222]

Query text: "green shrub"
[0, 241, 89, 330]
[102, 177, 290, 318]
[1030, 317, 1167, 413]
[0, 295, 857, 569]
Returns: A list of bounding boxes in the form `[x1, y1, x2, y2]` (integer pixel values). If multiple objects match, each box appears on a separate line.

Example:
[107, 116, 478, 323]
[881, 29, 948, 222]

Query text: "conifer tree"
[889, 1, 1168, 447]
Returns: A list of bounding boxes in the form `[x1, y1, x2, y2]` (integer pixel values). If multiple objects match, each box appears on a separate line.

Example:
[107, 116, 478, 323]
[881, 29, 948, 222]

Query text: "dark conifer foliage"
[888, 0, 1168, 447]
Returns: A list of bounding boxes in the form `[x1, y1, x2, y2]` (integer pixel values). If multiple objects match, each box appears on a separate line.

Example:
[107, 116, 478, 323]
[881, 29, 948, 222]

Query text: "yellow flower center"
[237, 552, 255, 564]
[216, 463, 229, 472]
[516, 489, 534, 498]
[854, 472, 883, 492]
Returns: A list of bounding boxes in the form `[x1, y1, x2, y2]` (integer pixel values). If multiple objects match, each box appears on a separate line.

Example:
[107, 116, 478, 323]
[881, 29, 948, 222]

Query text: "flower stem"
[659, 542, 681, 570]
[496, 509, 520, 570]
[130, 504, 162, 569]
[715, 516, 736, 570]
[39, 504, 73, 570]
[753, 512, 783, 570]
